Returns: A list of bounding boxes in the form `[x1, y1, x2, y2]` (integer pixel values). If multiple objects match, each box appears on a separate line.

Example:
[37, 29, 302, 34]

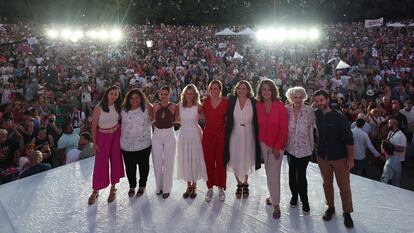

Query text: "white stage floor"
[1, 156, 413, 233]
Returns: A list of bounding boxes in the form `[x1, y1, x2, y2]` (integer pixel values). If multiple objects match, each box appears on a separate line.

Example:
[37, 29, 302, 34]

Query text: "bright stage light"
[98, 30, 109, 40]
[61, 29, 73, 39]
[87, 30, 98, 39]
[256, 26, 321, 43]
[275, 28, 287, 41]
[298, 29, 308, 40]
[74, 30, 84, 39]
[256, 29, 267, 41]
[308, 28, 320, 40]
[256, 29, 279, 42]
[69, 30, 84, 43]
[288, 29, 299, 40]
[110, 29, 122, 41]
[46, 30, 58, 38]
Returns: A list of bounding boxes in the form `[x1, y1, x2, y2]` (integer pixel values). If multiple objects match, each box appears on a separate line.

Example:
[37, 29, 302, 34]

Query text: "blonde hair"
[285, 86, 308, 104]
[208, 79, 223, 96]
[180, 84, 201, 107]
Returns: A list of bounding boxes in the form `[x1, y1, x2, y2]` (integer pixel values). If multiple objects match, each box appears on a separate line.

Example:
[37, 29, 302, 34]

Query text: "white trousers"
[151, 127, 176, 194]
[260, 142, 283, 206]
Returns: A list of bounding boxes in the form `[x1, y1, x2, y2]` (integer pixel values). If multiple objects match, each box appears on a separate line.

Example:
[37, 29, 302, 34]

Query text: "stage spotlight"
[74, 30, 84, 39]
[61, 29, 72, 40]
[266, 29, 278, 42]
[308, 28, 320, 40]
[297, 29, 308, 40]
[257, 29, 277, 42]
[88, 30, 98, 39]
[110, 29, 122, 41]
[46, 30, 58, 39]
[288, 29, 299, 40]
[275, 28, 287, 41]
[98, 30, 109, 40]
[256, 29, 267, 41]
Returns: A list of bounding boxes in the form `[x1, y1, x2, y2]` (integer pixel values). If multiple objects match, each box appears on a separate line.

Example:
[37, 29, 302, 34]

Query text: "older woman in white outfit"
[285, 86, 316, 215]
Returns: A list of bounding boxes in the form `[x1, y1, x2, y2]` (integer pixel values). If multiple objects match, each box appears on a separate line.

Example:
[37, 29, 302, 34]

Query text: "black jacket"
[224, 96, 262, 170]
[315, 109, 354, 161]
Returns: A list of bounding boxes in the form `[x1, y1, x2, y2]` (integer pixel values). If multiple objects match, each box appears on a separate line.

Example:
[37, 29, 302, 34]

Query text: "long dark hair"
[122, 88, 148, 112]
[100, 86, 122, 113]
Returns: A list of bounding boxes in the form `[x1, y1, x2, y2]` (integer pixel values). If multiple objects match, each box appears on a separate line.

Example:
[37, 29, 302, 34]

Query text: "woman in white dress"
[176, 84, 208, 199]
[224, 80, 261, 199]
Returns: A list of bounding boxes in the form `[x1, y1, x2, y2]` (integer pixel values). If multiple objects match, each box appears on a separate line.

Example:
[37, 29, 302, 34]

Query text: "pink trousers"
[92, 128, 125, 190]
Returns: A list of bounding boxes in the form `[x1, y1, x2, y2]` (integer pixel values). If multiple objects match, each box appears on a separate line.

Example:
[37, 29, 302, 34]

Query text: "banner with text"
[365, 18, 383, 28]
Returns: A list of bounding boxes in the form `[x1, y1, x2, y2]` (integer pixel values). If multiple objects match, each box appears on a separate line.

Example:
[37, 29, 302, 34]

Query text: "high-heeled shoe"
[107, 188, 117, 203]
[136, 187, 145, 197]
[273, 205, 281, 219]
[189, 187, 197, 199]
[88, 191, 99, 205]
[242, 183, 249, 198]
[236, 184, 242, 199]
[128, 188, 135, 197]
[183, 187, 192, 199]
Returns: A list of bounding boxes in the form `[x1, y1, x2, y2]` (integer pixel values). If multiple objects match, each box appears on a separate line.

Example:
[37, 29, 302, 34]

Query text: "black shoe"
[322, 207, 335, 221]
[156, 190, 163, 195]
[343, 213, 354, 229]
[242, 183, 249, 198]
[162, 193, 170, 199]
[302, 202, 310, 215]
[290, 197, 298, 208]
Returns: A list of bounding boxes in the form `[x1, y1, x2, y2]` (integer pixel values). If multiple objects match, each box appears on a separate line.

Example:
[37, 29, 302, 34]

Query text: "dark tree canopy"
[1, 0, 413, 24]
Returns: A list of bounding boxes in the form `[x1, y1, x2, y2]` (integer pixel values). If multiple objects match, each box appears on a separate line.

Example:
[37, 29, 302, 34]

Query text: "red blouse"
[256, 100, 289, 150]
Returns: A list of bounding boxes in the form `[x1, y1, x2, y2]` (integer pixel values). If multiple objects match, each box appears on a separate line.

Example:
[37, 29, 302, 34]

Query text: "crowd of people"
[1, 20, 414, 228]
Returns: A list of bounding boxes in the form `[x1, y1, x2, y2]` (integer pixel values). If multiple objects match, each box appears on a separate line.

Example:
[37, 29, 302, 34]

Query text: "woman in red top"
[256, 79, 288, 219]
[202, 80, 228, 202]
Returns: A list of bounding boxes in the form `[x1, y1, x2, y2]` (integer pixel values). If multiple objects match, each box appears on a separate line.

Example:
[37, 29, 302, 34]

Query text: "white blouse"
[98, 105, 119, 129]
[120, 108, 152, 152]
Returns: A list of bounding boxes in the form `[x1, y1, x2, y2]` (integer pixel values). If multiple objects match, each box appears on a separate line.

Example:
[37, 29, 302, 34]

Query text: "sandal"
[242, 183, 249, 198]
[183, 187, 192, 199]
[136, 187, 145, 197]
[107, 188, 117, 203]
[236, 184, 243, 199]
[128, 188, 135, 197]
[189, 187, 197, 199]
[273, 205, 281, 219]
[88, 191, 99, 205]
[162, 193, 170, 199]
[266, 197, 272, 206]
[156, 190, 163, 195]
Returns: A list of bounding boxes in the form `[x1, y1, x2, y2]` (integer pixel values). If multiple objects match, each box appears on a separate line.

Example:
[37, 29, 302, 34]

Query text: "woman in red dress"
[202, 80, 228, 202]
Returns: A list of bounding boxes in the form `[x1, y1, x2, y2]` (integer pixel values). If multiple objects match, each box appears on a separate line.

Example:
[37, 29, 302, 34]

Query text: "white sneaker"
[205, 188, 213, 202]
[218, 188, 226, 202]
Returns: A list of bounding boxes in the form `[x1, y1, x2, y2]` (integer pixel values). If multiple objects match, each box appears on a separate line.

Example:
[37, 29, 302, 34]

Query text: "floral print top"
[285, 104, 316, 158]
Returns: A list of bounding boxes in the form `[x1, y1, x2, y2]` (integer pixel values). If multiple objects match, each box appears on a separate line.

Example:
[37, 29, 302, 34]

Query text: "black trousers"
[122, 146, 151, 188]
[287, 153, 310, 203]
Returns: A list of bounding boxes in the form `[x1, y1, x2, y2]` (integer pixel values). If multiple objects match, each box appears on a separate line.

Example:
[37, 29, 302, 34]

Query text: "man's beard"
[318, 103, 328, 110]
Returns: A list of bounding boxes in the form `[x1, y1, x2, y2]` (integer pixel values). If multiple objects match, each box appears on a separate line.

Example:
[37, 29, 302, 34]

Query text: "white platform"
[0, 156, 413, 233]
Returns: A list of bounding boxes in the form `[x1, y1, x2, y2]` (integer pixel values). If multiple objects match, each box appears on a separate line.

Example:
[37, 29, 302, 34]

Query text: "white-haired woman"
[285, 86, 316, 215]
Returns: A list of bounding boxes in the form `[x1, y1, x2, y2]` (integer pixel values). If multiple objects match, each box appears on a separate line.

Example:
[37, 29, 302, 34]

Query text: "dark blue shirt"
[20, 163, 51, 178]
[315, 109, 354, 161]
